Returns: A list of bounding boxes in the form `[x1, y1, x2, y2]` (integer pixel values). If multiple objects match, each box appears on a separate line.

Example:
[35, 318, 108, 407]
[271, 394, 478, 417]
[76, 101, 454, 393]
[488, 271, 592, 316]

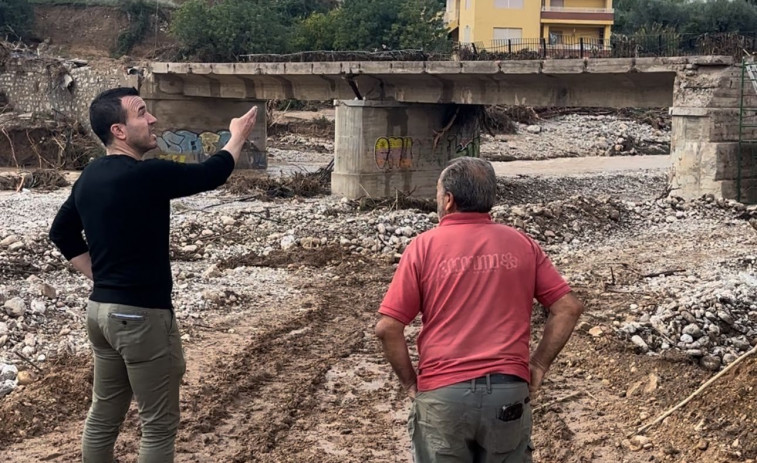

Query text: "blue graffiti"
[156, 130, 232, 161]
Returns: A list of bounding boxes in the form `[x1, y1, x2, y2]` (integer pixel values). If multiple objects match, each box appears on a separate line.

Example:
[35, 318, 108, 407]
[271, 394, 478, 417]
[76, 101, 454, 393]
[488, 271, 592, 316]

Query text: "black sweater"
[49, 151, 235, 309]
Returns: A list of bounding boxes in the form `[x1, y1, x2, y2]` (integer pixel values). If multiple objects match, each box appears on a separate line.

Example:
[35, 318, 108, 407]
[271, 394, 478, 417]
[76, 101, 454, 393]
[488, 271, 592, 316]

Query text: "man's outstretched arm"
[375, 315, 417, 399]
[151, 104, 260, 199]
[530, 292, 584, 394]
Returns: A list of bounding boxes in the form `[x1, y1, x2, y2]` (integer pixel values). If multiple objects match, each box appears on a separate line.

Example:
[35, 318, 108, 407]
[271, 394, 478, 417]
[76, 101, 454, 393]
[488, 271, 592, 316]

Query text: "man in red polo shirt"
[375, 157, 584, 462]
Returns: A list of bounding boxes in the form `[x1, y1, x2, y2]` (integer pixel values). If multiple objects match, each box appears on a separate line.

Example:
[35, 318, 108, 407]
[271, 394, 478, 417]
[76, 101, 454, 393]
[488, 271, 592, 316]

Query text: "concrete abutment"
[671, 64, 757, 203]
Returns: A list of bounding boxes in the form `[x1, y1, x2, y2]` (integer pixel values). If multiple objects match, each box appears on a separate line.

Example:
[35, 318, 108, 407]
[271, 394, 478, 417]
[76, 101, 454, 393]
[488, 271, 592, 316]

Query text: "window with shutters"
[492, 27, 523, 42]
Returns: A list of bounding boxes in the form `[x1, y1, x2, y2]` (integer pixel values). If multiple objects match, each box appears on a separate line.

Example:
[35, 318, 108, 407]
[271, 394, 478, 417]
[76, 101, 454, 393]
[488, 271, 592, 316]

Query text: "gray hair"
[439, 157, 497, 213]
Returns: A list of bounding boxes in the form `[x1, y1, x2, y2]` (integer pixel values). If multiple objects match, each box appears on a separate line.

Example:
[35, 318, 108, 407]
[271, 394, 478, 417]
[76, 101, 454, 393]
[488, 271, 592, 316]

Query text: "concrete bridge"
[142, 56, 757, 202]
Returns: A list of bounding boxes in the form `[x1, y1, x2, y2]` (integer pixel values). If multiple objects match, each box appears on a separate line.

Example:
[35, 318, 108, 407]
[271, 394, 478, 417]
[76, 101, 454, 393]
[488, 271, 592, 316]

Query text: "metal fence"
[458, 33, 757, 60]
[239, 33, 757, 63]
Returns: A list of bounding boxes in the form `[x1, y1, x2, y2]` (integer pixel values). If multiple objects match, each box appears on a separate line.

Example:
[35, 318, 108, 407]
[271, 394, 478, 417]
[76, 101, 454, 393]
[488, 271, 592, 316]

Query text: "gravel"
[0, 133, 755, 400]
[482, 114, 671, 161]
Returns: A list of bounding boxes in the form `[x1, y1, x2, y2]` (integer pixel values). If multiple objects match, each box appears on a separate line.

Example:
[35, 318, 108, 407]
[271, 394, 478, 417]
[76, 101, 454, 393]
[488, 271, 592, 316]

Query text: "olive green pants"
[83, 301, 186, 463]
[409, 377, 533, 463]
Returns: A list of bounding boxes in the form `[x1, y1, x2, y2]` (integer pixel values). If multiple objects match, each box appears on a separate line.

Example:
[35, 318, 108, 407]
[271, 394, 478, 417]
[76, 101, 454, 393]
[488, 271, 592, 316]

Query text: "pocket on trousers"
[483, 416, 525, 454]
[109, 312, 147, 323]
[407, 402, 416, 440]
[108, 311, 168, 364]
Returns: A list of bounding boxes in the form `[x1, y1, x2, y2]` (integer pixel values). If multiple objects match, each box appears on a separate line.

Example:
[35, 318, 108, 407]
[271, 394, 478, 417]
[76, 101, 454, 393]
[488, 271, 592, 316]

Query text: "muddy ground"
[0, 165, 755, 462]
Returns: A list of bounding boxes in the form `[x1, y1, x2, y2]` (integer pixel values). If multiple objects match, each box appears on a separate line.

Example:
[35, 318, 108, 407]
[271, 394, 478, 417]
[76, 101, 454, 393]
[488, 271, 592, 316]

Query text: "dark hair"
[440, 157, 497, 213]
[89, 87, 140, 146]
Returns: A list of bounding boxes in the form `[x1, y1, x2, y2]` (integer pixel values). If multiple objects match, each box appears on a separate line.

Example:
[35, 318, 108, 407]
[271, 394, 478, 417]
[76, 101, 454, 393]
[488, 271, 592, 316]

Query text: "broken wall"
[0, 54, 136, 129]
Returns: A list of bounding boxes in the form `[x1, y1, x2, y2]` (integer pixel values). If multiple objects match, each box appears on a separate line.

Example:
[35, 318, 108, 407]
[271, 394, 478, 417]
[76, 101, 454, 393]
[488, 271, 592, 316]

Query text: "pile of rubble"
[624, 268, 757, 370]
[1, 184, 756, 399]
[611, 196, 757, 370]
[484, 114, 671, 160]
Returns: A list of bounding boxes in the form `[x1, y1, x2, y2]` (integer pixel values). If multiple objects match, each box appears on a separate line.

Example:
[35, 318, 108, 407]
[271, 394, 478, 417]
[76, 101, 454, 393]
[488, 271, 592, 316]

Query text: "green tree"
[292, 0, 450, 51]
[392, 0, 449, 51]
[291, 11, 340, 51]
[613, 0, 689, 35]
[682, 0, 757, 34]
[275, 0, 338, 21]
[172, 0, 290, 61]
[331, 0, 401, 50]
[0, 0, 33, 39]
[613, 0, 757, 36]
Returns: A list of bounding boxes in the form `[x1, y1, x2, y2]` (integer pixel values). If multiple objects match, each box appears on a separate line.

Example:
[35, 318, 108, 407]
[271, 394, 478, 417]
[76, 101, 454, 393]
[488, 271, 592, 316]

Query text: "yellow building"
[445, 0, 614, 50]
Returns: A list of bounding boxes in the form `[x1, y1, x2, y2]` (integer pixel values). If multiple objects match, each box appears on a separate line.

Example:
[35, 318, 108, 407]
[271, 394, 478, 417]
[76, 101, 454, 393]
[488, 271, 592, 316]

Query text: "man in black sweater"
[49, 87, 258, 463]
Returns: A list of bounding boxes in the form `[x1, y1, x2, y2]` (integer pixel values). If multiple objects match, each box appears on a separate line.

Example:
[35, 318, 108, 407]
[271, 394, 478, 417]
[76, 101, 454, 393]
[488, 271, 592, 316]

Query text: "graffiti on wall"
[375, 137, 414, 170]
[156, 129, 232, 163]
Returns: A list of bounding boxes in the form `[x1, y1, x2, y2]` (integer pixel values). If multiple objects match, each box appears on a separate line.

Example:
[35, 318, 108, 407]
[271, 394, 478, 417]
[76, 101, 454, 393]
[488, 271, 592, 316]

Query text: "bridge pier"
[331, 100, 481, 199]
[144, 96, 267, 169]
[671, 64, 757, 202]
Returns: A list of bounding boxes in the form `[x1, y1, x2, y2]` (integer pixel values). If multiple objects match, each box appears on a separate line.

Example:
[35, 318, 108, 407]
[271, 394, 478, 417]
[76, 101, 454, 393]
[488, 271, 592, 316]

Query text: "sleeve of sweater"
[143, 150, 236, 200]
[49, 183, 89, 260]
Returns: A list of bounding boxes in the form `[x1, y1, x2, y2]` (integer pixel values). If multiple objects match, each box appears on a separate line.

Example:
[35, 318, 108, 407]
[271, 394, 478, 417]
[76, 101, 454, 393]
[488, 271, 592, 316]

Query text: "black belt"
[472, 374, 526, 384]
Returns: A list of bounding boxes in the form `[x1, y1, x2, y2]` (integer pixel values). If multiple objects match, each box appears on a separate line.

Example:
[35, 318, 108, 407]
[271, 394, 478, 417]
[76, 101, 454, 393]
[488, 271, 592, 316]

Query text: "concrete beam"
[147, 56, 731, 108]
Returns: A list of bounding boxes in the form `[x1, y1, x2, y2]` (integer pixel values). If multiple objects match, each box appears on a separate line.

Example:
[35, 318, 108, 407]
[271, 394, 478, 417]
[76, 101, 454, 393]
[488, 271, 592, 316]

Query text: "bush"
[0, 0, 33, 39]
[171, 0, 290, 61]
[112, 0, 156, 57]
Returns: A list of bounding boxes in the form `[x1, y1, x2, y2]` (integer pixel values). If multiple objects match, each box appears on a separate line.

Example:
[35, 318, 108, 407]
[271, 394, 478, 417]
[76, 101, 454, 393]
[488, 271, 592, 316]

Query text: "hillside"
[29, 3, 177, 59]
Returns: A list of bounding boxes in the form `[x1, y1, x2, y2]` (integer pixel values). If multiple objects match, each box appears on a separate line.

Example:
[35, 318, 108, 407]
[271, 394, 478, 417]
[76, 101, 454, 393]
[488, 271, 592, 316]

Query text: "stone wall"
[671, 63, 757, 203]
[0, 55, 137, 129]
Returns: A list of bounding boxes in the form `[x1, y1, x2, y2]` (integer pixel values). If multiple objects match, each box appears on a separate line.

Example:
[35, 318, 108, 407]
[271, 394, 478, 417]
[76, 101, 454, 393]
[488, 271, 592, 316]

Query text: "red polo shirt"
[379, 212, 571, 391]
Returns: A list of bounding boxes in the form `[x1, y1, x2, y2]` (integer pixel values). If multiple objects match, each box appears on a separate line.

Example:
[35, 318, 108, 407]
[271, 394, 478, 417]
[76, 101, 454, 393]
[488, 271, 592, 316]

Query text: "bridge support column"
[671, 65, 757, 202]
[144, 97, 267, 169]
[331, 100, 480, 199]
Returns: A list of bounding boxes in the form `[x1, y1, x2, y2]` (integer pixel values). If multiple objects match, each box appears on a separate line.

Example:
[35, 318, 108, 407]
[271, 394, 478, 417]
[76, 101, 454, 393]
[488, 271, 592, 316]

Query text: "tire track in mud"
[176, 258, 394, 462]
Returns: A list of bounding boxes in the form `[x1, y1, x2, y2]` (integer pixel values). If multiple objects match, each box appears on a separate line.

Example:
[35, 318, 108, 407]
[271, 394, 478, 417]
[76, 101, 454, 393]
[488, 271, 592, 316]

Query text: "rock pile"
[483, 114, 671, 160]
[1, 180, 755, 393]
[609, 196, 757, 369]
[620, 269, 757, 370]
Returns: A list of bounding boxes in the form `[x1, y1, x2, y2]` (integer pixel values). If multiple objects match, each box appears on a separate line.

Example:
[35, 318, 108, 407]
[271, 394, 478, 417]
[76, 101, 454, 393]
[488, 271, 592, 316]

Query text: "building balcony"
[444, 10, 460, 29]
[541, 6, 614, 23]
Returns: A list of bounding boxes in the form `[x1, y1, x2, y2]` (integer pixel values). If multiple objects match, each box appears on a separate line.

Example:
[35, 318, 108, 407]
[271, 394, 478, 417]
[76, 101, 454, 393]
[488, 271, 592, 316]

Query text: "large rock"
[17, 370, 36, 386]
[0, 364, 18, 382]
[30, 299, 46, 314]
[0, 380, 15, 398]
[4, 297, 26, 318]
[36, 283, 57, 299]
[0, 235, 20, 247]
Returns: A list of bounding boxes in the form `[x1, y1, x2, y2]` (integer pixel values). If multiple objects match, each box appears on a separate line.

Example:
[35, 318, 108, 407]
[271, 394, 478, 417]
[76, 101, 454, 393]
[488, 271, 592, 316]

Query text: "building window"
[465, 0, 471, 9]
[463, 25, 472, 43]
[493, 27, 523, 42]
[495, 0, 524, 8]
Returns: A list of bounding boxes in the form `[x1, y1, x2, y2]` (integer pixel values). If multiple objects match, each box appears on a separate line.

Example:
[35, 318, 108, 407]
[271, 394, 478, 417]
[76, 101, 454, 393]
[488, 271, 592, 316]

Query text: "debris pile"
[610, 196, 757, 369]
[483, 113, 671, 160]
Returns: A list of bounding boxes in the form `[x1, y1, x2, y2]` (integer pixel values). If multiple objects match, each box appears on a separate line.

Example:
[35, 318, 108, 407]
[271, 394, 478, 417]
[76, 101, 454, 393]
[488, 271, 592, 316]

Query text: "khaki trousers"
[409, 378, 532, 463]
[83, 301, 186, 463]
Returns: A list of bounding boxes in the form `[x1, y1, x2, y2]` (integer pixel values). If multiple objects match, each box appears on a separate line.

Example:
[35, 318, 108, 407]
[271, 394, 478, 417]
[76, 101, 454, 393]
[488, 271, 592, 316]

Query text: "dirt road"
[493, 155, 671, 177]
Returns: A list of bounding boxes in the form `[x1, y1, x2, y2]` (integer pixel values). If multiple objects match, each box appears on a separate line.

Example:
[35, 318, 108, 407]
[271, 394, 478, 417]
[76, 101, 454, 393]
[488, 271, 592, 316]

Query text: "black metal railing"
[457, 32, 757, 60]
[238, 32, 757, 63]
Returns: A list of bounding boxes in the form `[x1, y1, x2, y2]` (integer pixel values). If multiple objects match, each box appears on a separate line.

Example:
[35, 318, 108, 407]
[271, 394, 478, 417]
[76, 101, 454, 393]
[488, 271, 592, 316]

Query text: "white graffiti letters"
[438, 252, 519, 276]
